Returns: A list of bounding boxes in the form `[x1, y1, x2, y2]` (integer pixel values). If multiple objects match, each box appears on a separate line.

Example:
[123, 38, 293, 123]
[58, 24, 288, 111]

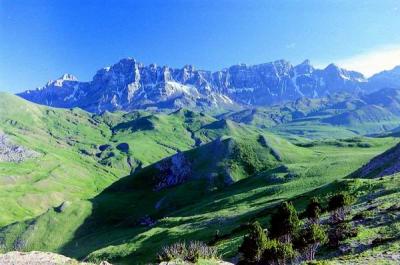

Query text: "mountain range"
[18, 58, 400, 113]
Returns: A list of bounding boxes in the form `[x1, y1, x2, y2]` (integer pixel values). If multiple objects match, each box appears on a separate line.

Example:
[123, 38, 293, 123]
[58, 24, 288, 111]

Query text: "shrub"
[157, 241, 218, 263]
[304, 197, 322, 224]
[238, 221, 268, 264]
[295, 224, 328, 261]
[270, 202, 301, 243]
[327, 193, 356, 247]
[328, 222, 358, 248]
[328, 193, 354, 224]
[261, 239, 296, 265]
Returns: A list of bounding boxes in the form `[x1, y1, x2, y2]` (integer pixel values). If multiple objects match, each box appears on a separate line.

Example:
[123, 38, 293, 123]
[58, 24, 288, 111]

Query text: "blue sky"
[1, 0, 399, 92]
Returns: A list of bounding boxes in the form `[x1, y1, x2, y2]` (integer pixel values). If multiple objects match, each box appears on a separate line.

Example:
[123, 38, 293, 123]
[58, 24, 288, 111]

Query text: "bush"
[261, 239, 296, 265]
[157, 241, 218, 263]
[270, 202, 301, 243]
[238, 221, 268, 264]
[328, 193, 354, 224]
[295, 224, 327, 261]
[327, 193, 357, 247]
[328, 222, 358, 248]
[304, 197, 322, 223]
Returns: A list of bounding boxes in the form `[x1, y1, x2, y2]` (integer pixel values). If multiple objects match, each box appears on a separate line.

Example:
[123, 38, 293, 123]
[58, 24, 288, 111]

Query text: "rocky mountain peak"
[46, 73, 78, 87]
[295, 59, 314, 75]
[324, 63, 340, 72]
[59, 73, 78, 81]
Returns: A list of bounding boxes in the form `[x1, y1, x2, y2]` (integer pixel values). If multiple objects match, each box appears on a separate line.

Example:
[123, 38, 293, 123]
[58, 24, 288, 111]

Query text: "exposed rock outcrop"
[0, 133, 39, 163]
[0, 251, 106, 265]
[154, 152, 192, 191]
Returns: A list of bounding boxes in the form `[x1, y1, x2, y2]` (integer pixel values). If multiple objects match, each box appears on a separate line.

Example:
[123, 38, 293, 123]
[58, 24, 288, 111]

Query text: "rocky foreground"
[0, 251, 235, 265]
[0, 251, 110, 265]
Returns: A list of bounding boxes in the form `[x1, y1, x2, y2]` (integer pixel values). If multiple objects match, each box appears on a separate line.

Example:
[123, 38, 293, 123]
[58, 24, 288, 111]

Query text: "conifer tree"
[327, 193, 356, 247]
[304, 197, 322, 224]
[270, 202, 301, 243]
[238, 221, 267, 264]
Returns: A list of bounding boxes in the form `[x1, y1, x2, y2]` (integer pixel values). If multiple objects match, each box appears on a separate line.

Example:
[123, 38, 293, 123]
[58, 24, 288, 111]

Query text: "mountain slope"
[367, 65, 400, 91]
[1, 92, 400, 264]
[351, 142, 400, 178]
[220, 89, 400, 138]
[0, 93, 125, 226]
[0, 94, 216, 227]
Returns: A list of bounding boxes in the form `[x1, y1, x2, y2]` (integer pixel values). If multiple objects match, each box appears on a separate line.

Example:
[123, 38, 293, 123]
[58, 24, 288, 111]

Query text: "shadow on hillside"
[60, 161, 350, 263]
[59, 162, 294, 262]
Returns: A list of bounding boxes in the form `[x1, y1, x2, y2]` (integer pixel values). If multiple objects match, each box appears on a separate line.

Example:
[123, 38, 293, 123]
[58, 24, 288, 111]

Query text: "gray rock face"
[154, 152, 191, 191]
[0, 133, 39, 162]
[18, 58, 374, 113]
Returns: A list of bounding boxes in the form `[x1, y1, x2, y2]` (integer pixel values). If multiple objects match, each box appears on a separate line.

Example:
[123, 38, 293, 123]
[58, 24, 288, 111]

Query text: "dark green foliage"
[304, 197, 322, 223]
[328, 193, 353, 212]
[295, 224, 327, 261]
[327, 193, 357, 247]
[238, 221, 268, 264]
[328, 222, 358, 248]
[328, 193, 354, 224]
[261, 239, 296, 265]
[269, 202, 301, 243]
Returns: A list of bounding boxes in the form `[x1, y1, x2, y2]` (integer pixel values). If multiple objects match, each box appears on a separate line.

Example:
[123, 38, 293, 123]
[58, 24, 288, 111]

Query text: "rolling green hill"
[0, 93, 126, 226]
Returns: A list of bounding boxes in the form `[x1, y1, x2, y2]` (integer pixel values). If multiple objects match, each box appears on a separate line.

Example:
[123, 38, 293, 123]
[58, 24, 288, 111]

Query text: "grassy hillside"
[0, 93, 126, 226]
[0, 95, 212, 227]
[0, 92, 399, 264]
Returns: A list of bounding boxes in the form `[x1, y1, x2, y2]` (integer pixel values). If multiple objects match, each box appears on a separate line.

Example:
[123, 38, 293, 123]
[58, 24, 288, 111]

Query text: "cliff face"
[18, 58, 369, 113]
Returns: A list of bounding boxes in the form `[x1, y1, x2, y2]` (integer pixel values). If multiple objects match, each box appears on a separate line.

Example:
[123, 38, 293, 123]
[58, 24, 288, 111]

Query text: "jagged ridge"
[18, 58, 373, 113]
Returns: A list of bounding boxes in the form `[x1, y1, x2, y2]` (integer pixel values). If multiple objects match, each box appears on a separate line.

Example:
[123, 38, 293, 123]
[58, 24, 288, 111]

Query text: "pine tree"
[238, 221, 268, 264]
[270, 202, 301, 243]
[304, 197, 322, 224]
